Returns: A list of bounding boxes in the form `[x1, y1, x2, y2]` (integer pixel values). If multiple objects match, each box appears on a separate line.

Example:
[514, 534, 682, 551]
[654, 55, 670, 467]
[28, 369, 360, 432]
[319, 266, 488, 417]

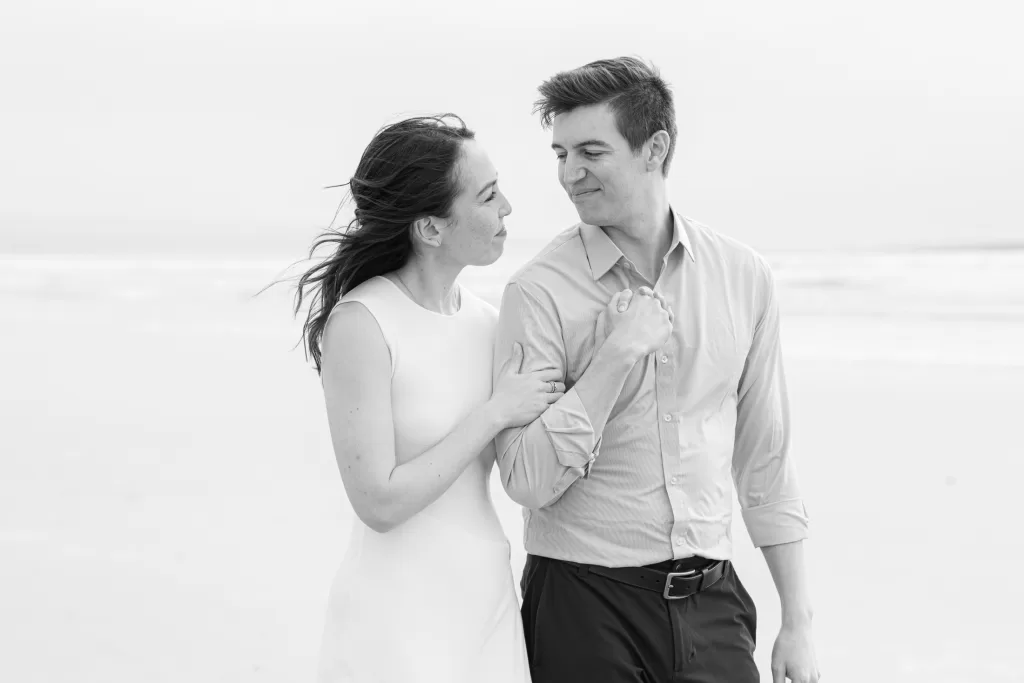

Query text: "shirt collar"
[672, 210, 696, 265]
[580, 207, 695, 281]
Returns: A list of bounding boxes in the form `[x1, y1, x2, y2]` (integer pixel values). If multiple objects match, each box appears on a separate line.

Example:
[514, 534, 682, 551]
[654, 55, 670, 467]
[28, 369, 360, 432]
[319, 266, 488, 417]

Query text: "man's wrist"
[781, 604, 814, 629]
[602, 331, 645, 363]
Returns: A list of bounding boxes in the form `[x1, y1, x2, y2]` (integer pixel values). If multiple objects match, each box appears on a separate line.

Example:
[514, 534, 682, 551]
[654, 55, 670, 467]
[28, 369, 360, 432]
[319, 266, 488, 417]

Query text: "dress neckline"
[375, 275, 467, 319]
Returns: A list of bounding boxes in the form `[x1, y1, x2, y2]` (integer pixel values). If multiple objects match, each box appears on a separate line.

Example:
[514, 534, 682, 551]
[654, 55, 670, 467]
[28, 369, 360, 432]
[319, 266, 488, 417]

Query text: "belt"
[564, 558, 726, 600]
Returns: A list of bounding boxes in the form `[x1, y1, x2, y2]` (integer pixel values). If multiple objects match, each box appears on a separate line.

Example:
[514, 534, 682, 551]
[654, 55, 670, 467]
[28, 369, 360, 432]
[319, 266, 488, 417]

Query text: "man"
[493, 56, 820, 683]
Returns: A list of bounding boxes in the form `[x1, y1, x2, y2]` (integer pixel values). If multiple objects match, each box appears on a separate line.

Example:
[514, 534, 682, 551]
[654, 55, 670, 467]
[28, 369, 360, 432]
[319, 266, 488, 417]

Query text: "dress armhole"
[325, 299, 397, 379]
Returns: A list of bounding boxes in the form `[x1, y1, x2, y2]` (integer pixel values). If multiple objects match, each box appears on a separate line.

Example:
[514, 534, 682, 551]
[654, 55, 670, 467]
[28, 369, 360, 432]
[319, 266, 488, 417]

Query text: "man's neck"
[603, 189, 674, 283]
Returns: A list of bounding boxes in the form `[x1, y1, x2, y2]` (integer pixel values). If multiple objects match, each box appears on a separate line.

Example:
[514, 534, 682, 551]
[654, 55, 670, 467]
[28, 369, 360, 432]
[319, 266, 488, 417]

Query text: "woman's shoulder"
[321, 295, 393, 374]
[458, 284, 499, 323]
[333, 276, 411, 325]
[339, 275, 394, 305]
[323, 276, 401, 374]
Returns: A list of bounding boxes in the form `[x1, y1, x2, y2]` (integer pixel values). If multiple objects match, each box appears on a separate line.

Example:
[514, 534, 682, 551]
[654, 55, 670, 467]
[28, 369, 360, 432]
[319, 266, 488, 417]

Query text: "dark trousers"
[520, 554, 759, 683]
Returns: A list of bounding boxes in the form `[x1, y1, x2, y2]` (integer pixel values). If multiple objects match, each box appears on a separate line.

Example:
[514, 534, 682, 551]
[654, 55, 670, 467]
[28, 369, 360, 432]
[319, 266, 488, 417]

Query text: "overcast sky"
[2, 0, 1021, 254]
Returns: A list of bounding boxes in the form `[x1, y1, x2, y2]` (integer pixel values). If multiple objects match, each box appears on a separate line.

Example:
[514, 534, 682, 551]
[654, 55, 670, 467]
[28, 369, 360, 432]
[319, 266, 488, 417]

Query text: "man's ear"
[645, 130, 671, 173]
[410, 216, 443, 248]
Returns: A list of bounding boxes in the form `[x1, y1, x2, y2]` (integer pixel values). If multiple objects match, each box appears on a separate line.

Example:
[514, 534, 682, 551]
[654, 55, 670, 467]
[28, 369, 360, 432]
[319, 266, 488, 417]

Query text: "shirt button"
[660, 355, 669, 363]
[674, 537, 684, 547]
[671, 476, 679, 485]
[663, 414, 672, 422]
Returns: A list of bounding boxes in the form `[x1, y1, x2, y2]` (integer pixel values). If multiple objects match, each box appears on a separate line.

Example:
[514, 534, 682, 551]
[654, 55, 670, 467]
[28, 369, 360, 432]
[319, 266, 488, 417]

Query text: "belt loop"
[576, 564, 590, 579]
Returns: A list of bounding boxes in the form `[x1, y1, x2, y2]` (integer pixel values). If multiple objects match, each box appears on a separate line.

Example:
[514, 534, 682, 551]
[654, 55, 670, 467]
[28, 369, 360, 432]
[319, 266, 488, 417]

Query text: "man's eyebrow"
[476, 178, 498, 198]
[551, 139, 612, 151]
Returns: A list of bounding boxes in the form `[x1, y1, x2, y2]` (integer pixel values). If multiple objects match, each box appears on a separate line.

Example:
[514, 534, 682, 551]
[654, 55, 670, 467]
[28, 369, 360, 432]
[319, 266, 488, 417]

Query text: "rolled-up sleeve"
[493, 280, 601, 509]
[733, 258, 810, 548]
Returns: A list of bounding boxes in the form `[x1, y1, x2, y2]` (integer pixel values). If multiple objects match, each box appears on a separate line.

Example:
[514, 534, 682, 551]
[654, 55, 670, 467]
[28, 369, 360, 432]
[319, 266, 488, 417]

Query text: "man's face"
[550, 103, 647, 227]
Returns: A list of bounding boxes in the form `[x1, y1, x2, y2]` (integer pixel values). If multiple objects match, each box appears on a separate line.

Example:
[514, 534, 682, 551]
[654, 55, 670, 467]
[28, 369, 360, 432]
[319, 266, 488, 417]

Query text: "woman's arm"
[321, 302, 560, 533]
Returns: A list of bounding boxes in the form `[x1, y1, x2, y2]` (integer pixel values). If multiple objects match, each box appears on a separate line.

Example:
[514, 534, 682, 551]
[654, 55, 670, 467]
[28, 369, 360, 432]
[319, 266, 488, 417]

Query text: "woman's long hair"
[294, 114, 475, 374]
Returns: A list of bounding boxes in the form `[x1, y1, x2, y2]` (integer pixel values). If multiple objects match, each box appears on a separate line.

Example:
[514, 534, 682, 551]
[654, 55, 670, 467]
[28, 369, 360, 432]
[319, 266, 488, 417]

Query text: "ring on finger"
[549, 381, 556, 393]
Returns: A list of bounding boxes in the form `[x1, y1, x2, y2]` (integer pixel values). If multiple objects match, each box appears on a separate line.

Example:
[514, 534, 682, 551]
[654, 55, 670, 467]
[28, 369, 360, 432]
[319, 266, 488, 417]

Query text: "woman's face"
[437, 139, 512, 267]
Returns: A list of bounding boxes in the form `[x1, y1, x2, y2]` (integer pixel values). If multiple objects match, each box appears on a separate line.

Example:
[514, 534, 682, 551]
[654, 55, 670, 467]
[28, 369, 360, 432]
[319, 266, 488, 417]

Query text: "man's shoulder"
[684, 216, 773, 280]
[507, 223, 588, 292]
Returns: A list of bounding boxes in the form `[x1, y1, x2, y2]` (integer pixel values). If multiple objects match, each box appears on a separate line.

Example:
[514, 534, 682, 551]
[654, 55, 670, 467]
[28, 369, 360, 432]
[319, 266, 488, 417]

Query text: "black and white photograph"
[2, 1, 1021, 681]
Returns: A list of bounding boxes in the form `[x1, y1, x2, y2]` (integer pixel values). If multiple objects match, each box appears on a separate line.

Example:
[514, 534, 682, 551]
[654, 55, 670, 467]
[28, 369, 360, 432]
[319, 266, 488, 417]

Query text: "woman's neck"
[390, 256, 462, 315]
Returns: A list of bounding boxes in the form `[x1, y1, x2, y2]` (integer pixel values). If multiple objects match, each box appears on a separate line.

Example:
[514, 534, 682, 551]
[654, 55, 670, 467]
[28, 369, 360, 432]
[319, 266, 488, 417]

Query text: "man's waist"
[536, 553, 729, 600]
[523, 516, 733, 566]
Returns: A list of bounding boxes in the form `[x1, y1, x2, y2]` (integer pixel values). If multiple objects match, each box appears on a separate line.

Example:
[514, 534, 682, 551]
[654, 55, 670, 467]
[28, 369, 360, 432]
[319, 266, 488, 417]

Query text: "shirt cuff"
[540, 387, 601, 472]
[741, 498, 810, 548]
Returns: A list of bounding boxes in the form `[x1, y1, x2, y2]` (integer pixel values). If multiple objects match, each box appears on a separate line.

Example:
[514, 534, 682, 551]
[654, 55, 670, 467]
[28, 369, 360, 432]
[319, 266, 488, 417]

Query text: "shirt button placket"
[656, 348, 683, 556]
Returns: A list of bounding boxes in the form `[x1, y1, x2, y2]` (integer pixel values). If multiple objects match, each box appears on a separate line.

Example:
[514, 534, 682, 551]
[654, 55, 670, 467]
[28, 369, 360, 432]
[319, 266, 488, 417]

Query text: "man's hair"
[533, 56, 678, 176]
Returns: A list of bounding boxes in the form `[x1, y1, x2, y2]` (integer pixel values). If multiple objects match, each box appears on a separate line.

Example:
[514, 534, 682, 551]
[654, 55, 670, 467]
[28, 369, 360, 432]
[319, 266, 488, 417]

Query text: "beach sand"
[1, 252, 1022, 682]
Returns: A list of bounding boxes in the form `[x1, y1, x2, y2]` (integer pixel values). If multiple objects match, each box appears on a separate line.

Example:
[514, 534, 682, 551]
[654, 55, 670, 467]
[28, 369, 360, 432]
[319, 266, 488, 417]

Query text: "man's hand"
[594, 288, 634, 345]
[594, 287, 671, 360]
[609, 292, 672, 359]
[771, 622, 820, 683]
[594, 286, 674, 348]
[635, 286, 674, 323]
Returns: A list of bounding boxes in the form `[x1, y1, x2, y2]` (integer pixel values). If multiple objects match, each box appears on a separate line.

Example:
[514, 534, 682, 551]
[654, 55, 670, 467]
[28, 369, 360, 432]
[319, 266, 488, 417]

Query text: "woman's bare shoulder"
[321, 301, 390, 375]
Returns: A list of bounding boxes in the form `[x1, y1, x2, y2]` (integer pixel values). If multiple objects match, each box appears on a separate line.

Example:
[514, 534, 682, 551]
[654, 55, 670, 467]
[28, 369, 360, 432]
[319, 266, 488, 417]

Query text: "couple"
[296, 56, 820, 683]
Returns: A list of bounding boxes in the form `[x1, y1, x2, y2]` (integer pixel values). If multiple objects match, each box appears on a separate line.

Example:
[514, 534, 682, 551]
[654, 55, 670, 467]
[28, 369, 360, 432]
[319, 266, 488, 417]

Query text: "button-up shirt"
[492, 210, 809, 567]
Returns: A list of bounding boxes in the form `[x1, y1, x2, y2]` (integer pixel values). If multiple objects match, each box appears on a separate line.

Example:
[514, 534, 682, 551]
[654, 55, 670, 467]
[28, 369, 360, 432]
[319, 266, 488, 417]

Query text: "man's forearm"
[571, 338, 638, 437]
[496, 338, 639, 508]
[761, 539, 814, 627]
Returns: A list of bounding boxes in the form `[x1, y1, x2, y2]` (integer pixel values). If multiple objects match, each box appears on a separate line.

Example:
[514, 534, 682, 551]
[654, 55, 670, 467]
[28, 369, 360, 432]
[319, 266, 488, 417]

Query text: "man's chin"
[573, 205, 605, 227]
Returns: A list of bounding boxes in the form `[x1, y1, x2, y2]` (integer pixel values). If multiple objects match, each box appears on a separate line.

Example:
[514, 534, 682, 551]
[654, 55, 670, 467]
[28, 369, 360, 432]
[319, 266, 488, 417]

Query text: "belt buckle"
[662, 568, 697, 600]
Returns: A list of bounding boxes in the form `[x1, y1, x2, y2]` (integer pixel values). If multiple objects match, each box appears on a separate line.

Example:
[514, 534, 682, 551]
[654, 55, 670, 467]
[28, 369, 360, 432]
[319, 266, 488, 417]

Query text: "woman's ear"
[410, 217, 443, 248]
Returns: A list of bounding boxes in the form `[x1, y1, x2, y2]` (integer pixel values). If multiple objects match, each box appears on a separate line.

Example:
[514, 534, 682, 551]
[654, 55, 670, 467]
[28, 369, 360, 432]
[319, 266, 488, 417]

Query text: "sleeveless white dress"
[315, 276, 531, 683]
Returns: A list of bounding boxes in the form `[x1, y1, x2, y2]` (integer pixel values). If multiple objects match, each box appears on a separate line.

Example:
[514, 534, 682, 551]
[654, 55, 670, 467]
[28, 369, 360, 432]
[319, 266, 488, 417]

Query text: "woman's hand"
[489, 342, 565, 429]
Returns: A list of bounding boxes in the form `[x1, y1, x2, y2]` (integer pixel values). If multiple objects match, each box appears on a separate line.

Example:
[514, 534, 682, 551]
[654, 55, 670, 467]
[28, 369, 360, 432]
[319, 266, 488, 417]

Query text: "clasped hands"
[595, 285, 674, 361]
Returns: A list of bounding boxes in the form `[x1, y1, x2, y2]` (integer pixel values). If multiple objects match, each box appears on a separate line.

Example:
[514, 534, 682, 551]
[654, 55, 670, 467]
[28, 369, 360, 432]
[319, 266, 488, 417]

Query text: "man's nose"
[562, 158, 586, 186]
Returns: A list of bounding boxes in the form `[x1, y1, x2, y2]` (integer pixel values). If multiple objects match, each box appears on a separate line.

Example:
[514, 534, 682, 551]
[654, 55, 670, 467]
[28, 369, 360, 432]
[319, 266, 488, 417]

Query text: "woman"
[293, 114, 562, 682]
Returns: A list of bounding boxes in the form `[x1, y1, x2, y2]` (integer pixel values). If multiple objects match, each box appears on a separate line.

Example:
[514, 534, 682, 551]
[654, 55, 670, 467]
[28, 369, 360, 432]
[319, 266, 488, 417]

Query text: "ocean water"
[3, 240, 1022, 367]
